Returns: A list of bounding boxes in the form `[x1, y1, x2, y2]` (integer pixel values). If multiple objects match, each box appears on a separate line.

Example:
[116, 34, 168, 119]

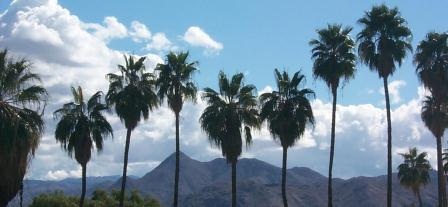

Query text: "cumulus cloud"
[1, 0, 441, 182]
[84, 16, 128, 42]
[129, 21, 151, 42]
[379, 80, 407, 104]
[146, 32, 173, 51]
[183, 26, 223, 55]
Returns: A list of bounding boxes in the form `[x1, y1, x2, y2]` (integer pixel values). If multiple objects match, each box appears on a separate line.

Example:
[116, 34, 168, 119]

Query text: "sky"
[0, 0, 447, 180]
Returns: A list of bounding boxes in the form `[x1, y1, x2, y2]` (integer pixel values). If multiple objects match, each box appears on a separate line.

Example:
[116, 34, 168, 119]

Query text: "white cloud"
[379, 80, 406, 104]
[1, 0, 442, 181]
[146, 32, 173, 51]
[84, 16, 127, 42]
[129, 21, 151, 42]
[183, 26, 223, 54]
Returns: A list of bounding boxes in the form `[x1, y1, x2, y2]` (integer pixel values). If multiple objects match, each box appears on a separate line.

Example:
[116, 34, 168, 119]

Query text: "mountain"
[14, 152, 441, 207]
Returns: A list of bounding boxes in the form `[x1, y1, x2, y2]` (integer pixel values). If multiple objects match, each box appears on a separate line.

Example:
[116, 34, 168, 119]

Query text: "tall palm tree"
[200, 71, 259, 207]
[0, 49, 47, 207]
[357, 5, 412, 206]
[397, 147, 431, 207]
[106, 55, 158, 207]
[53, 86, 113, 207]
[259, 69, 315, 207]
[155, 51, 198, 207]
[310, 24, 356, 207]
[414, 32, 448, 207]
[421, 96, 448, 206]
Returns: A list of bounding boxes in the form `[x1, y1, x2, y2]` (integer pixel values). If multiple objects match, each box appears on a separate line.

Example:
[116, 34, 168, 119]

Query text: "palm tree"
[155, 51, 198, 207]
[414, 32, 448, 207]
[357, 5, 412, 206]
[53, 86, 113, 207]
[310, 24, 356, 207]
[106, 55, 158, 207]
[0, 49, 47, 207]
[200, 71, 259, 207]
[421, 96, 448, 206]
[397, 147, 431, 207]
[259, 69, 315, 207]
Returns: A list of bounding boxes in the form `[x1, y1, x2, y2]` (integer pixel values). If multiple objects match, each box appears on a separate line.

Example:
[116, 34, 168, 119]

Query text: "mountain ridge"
[14, 152, 440, 207]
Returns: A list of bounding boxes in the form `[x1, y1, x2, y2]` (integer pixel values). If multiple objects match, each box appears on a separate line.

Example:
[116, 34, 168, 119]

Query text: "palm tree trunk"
[328, 89, 337, 207]
[80, 163, 87, 207]
[173, 112, 180, 207]
[232, 160, 237, 207]
[383, 77, 392, 207]
[19, 182, 23, 207]
[437, 136, 447, 207]
[119, 128, 132, 207]
[282, 146, 288, 207]
[417, 188, 423, 207]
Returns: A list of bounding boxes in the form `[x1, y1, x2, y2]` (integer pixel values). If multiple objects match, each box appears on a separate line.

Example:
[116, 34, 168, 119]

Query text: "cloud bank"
[0, 0, 442, 181]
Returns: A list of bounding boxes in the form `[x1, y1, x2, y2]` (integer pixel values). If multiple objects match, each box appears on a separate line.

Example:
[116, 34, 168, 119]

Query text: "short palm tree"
[357, 5, 412, 206]
[310, 24, 356, 207]
[106, 55, 158, 207]
[414, 32, 448, 207]
[259, 69, 315, 207]
[397, 147, 431, 207]
[0, 49, 47, 207]
[155, 51, 198, 207]
[54, 86, 113, 207]
[200, 71, 259, 207]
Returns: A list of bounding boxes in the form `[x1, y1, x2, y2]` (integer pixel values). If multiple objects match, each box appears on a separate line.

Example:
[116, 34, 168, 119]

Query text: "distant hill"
[12, 152, 440, 207]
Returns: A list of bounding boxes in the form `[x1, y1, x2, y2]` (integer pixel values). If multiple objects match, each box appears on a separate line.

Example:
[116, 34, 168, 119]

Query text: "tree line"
[0, 4, 447, 207]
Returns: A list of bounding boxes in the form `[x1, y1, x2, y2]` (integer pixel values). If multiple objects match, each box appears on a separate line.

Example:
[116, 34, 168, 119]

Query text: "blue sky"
[0, 0, 447, 180]
[53, 0, 447, 105]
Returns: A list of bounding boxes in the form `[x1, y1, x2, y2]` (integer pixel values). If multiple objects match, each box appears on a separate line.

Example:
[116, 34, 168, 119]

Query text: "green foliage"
[106, 55, 158, 130]
[155, 51, 198, 113]
[29, 191, 78, 207]
[397, 148, 431, 195]
[30, 190, 161, 207]
[414, 32, 448, 103]
[200, 71, 260, 163]
[310, 24, 356, 92]
[0, 49, 47, 205]
[54, 86, 113, 165]
[259, 69, 315, 148]
[357, 4, 412, 79]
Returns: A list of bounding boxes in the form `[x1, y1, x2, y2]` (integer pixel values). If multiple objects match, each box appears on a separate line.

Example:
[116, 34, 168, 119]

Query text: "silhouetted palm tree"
[155, 51, 198, 207]
[200, 71, 259, 207]
[414, 32, 448, 207]
[357, 5, 412, 206]
[54, 86, 113, 207]
[106, 55, 158, 207]
[0, 49, 47, 207]
[421, 96, 448, 206]
[310, 24, 356, 207]
[259, 69, 314, 207]
[397, 147, 431, 207]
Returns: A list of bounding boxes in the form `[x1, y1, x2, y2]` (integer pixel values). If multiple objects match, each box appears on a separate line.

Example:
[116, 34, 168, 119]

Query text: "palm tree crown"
[357, 4, 412, 78]
[200, 71, 260, 163]
[414, 32, 448, 103]
[54, 86, 113, 165]
[0, 49, 47, 206]
[259, 69, 315, 148]
[106, 55, 158, 130]
[310, 24, 356, 92]
[155, 51, 198, 113]
[397, 147, 431, 206]
[421, 96, 448, 139]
